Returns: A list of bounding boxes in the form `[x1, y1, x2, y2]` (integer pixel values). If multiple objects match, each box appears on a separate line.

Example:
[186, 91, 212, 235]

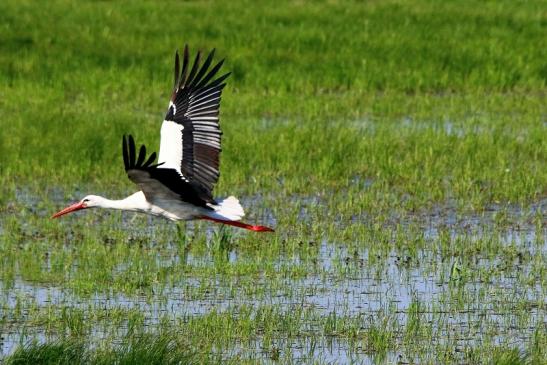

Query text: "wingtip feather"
[174, 50, 180, 89]
[136, 144, 146, 167]
[122, 135, 129, 170]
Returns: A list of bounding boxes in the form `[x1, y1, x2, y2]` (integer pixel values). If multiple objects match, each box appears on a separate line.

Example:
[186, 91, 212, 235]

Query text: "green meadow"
[0, 0, 545, 363]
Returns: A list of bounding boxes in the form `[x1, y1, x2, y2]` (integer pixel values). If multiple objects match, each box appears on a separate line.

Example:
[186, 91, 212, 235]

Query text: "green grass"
[0, 0, 545, 204]
[0, 0, 545, 364]
[4, 333, 209, 365]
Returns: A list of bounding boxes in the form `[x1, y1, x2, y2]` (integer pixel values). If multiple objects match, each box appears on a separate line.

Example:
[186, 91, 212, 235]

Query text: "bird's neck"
[97, 192, 147, 211]
[98, 198, 130, 210]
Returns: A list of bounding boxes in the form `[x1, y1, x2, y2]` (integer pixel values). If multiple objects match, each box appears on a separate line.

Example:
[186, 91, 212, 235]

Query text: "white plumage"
[158, 120, 184, 171]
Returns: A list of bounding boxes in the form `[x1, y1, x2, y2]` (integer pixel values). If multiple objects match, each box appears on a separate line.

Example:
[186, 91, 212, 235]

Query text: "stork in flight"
[52, 46, 274, 232]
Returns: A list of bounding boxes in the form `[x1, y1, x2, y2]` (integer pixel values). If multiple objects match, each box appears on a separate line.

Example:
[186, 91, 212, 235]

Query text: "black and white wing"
[158, 45, 230, 202]
[122, 135, 212, 209]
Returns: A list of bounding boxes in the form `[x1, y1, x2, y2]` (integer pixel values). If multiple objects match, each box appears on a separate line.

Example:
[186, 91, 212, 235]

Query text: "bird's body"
[53, 45, 273, 233]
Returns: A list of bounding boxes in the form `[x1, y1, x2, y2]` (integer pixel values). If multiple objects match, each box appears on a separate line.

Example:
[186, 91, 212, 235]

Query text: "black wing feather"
[184, 52, 202, 88]
[128, 135, 136, 167]
[190, 49, 215, 88]
[144, 152, 157, 167]
[195, 60, 225, 89]
[179, 46, 190, 87]
[136, 145, 146, 167]
[174, 51, 180, 89]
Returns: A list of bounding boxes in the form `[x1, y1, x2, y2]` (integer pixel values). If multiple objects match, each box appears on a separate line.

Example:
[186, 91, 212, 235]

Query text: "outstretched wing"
[158, 45, 230, 201]
[123, 135, 213, 209]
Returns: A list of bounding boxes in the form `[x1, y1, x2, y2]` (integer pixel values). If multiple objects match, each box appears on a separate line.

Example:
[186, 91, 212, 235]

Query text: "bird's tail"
[209, 196, 245, 221]
[202, 196, 274, 232]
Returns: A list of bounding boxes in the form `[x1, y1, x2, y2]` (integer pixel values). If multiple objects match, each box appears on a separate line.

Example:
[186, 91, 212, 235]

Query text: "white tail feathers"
[207, 196, 245, 221]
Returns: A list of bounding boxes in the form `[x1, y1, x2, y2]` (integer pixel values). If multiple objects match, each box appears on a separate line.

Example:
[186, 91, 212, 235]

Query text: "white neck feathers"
[93, 192, 148, 211]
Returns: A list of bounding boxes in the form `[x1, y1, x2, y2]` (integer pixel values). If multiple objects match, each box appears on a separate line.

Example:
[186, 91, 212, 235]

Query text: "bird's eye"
[83, 198, 90, 203]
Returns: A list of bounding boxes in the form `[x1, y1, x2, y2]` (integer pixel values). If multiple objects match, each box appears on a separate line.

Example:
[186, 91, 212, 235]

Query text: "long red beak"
[52, 202, 86, 218]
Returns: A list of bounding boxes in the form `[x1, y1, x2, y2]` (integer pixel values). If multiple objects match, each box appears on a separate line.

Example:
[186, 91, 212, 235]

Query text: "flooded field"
[1, 192, 545, 363]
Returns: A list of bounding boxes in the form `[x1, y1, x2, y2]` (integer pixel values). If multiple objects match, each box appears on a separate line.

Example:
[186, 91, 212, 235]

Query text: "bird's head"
[52, 195, 102, 218]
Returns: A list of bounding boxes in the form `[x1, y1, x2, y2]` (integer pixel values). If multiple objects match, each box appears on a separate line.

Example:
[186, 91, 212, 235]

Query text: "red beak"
[52, 202, 86, 218]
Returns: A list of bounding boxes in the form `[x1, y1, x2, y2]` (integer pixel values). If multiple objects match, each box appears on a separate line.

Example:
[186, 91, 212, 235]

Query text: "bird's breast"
[147, 199, 206, 221]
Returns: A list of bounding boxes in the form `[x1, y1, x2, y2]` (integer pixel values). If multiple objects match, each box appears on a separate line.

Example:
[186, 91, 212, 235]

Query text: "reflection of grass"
[0, 0, 545, 363]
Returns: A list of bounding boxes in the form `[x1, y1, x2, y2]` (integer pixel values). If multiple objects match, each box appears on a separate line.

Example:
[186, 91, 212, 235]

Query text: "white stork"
[52, 45, 274, 232]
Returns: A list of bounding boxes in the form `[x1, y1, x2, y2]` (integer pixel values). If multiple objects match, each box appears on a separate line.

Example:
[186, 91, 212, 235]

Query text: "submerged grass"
[0, 0, 545, 364]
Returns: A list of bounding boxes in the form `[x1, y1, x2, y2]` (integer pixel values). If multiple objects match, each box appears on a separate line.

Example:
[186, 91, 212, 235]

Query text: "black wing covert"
[123, 135, 213, 209]
[164, 45, 230, 200]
